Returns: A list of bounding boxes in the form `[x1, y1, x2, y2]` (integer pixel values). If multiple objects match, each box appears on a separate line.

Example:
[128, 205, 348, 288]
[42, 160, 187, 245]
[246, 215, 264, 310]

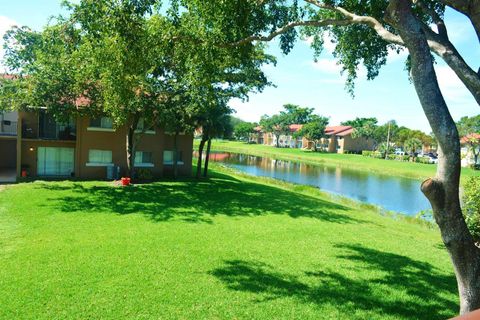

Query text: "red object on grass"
[121, 177, 131, 186]
[21, 170, 27, 178]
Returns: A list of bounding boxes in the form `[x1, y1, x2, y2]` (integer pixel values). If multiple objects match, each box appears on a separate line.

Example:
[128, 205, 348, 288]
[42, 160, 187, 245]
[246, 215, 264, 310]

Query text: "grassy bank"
[197, 140, 477, 181]
[0, 166, 457, 319]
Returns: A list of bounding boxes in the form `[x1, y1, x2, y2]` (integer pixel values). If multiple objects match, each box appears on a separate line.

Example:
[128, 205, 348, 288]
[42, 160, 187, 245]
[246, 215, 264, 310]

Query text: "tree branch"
[420, 22, 480, 105]
[229, 19, 351, 47]
[227, 0, 480, 105]
[415, 0, 449, 39]
[438, 0, 480, 42]
[303, 0, 405, 45]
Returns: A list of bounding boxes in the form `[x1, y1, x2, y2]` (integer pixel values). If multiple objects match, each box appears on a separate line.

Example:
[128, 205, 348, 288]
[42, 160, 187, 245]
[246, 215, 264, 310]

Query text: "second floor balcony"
[22, 111, 76, 141]
[0, 120, 17, 136]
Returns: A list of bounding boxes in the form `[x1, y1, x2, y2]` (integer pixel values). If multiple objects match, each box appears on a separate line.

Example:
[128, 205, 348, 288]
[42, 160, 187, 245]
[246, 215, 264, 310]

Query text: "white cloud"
[0, 16, 18, 35]
[312, 58, 341, 74]
[435, 65, 472, 102]
[0, 16, 19, 72]
[311, 58, 368, 80]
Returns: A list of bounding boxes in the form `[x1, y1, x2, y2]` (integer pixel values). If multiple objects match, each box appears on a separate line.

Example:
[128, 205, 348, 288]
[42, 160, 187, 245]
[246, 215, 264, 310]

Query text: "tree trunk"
[313, 140, 317, 152]
[275, 133, 280, 148]
[196, 138, 207, 179]
[126, 115, 141, 179]
[387, 0, 480, 314]
[173, 132, 179, 180]
[203, 138, 212, 177]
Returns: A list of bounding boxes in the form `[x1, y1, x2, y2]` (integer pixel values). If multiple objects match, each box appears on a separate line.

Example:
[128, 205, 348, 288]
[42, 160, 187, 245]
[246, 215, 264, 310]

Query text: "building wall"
[0, 138, 17, 168]
[15, 113, 193, 180]
[342, 135, 374, 153]
[21, 140, 76, 176]
[161, 132, 193, 177]
[76, 117, 193, 179]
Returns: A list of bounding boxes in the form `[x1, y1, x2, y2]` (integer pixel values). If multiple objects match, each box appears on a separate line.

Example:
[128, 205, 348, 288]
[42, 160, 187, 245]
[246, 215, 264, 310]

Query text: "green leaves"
[463, 177, 480, 242]
[295, 116, 329, 142]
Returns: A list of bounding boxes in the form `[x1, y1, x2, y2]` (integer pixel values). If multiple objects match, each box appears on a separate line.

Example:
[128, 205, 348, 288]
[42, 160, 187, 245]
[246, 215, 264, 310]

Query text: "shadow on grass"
[38, 171, 365, 224]
[210, 244, 457, 319]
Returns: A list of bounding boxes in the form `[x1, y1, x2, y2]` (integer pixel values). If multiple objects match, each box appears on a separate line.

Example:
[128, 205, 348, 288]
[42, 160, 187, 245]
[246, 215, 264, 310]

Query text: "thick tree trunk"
[196, 138, 207, 179]
[203, 138, 212, 177]
[275, 134, 280, 148]
[126, 115, 141, 179]
[387, 0, 480, 314]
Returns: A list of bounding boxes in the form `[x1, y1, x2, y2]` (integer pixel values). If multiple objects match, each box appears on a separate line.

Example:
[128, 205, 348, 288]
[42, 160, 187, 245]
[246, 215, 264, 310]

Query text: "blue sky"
[0, 1, 478, 131]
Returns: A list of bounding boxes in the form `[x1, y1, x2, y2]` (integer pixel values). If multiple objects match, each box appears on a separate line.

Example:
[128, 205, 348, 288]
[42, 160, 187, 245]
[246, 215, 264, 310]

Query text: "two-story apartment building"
[256, 124, 373, 153]
[0, 109, 193, 182]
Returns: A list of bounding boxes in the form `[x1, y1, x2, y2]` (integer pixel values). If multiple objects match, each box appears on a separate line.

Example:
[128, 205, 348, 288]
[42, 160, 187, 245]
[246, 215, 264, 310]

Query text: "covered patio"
[0, 138, 18, 183]
[0, 168, 16, 183]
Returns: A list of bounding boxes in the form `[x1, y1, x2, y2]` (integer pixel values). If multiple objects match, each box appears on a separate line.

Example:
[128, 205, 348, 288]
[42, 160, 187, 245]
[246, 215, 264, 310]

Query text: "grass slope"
[0, 168, 457, 319]
[199, 140, 477, 181]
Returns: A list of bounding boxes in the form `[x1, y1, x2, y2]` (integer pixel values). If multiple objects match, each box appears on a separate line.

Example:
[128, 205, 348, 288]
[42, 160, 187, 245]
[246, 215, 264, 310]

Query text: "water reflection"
[201, 152, 431, 216]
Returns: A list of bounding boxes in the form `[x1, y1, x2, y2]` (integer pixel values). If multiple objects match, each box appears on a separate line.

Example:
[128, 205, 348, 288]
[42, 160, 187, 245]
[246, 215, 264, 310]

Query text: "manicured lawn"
[198, 140, 478, 181]
[0, 168, 457, 319]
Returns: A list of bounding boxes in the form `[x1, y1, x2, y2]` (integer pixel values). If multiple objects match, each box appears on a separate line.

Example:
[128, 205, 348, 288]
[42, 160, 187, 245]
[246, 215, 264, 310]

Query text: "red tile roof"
[325, 125, 353, 136]
[0, 73, 22, 80]
[289, 124, 303, 132]
[461, 133, 480, 144]
[255, 124, 355, 137]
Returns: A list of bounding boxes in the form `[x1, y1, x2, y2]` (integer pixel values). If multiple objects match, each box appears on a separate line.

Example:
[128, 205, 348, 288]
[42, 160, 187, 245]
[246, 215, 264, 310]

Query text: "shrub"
[371, 151, 383, 159]
[463, 177, 480, 242]
[362, 150, 372, 157]
[470, 164, 480, 170]
[417, 157, 431, 164]
[387, 154, 396, 160]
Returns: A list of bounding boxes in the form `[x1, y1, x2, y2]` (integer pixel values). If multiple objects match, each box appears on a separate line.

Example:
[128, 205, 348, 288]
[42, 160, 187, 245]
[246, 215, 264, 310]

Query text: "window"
[88, 117, 114, 131]
[87, 149, 113, 166]
[39, 111, 76, 140]
[136, 118, 155, 134]
[37, 147, 75, 176]
[163, 150, 184, 165]
[135, 151, 154, 167]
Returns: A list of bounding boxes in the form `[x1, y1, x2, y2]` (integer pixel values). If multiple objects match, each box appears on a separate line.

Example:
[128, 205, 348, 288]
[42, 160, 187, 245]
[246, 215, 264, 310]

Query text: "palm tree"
[404, 138, 422, 161]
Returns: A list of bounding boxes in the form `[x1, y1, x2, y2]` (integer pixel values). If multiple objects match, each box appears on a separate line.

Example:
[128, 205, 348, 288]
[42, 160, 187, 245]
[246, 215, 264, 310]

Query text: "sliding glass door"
[37, 147, 75, 176]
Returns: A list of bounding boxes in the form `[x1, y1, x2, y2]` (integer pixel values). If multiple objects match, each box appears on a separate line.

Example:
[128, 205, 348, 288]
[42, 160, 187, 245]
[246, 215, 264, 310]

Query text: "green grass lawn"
[198, 140, 478, 181]
[0, 168, 458, 319]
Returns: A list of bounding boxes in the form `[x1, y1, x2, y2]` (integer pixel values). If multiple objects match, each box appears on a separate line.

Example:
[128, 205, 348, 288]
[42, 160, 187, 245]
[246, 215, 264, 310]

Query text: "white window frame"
[134, 118, 156, 135]
[87, 117, 115, 132]
[86, 149, 114, 167]
[163, 150, 184, 165]
[134, 151, 154, 168]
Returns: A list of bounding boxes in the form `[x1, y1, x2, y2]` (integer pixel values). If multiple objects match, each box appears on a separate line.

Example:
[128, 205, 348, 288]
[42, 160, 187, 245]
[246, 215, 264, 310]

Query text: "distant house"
[256, 124, 373, 153]
[269, 124, 306, 148]
[321, 126, 374, 153]
[250, 126, 265, 144]
[460, 133, 480, 167]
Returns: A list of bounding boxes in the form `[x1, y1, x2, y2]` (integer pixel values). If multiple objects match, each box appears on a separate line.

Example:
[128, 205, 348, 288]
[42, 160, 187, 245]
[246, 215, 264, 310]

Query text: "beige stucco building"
[0, 110, 193, 182]
[255, 124, 374, 153]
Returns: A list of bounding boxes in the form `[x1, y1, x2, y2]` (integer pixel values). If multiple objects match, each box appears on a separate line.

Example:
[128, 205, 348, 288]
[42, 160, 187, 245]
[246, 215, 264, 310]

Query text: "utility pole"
[385, 121, 391, 160]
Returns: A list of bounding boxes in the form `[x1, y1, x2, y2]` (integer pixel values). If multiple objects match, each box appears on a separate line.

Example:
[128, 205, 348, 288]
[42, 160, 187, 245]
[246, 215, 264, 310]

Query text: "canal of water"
[204, 152, 431, 216]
